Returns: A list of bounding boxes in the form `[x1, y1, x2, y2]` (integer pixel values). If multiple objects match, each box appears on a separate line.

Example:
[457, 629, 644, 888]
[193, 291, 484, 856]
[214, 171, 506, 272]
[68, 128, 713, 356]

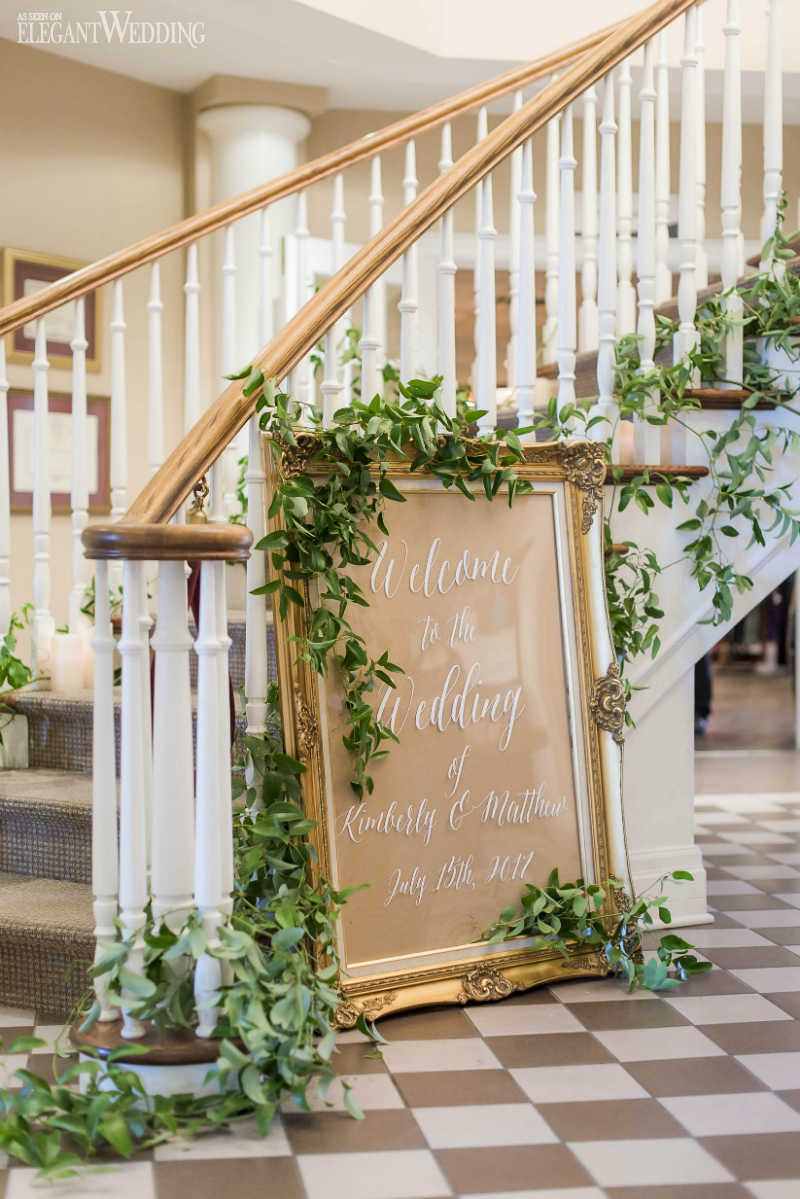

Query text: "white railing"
[0, 0, 789, 1047]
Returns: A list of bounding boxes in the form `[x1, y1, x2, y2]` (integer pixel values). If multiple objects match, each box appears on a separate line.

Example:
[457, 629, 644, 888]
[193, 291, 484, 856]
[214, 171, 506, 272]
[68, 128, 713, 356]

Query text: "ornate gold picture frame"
[267, 440, 631, 1024]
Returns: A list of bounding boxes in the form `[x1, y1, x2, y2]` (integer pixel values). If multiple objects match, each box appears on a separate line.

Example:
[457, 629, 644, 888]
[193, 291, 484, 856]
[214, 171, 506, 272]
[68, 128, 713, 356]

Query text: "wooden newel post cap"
[81, 523, 253, 561]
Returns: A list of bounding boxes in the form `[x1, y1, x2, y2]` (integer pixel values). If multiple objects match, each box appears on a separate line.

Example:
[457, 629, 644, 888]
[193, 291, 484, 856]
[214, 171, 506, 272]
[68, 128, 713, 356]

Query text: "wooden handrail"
[0, 22, 623, 341]
[126, 0, 697, 528]
[82, 523, 252, 561]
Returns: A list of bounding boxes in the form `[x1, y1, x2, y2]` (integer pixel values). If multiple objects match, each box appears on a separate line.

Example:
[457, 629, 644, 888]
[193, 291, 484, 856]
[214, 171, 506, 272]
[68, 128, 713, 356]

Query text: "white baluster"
[69, 300, 89, 631]
[320, 329, 344, 427]
[592, 76, 620, 453]
[150, 560, 194, 932]
[91, 557, 118, 1021]
[438, 122, 457, 419]
[543, 106, 560, 363]
[194, 560, 224, 1036]
[214, 560, 234, 929]
[258, 208, 273, 348]
[110, 280, 127, 524]
[32, 319, 53, 679]
[117, 558, 149, 1038]
[331, 173, 353, 404]
[722, 0, 744, 385]
[0, 342, 9, 635]
[147, 263, 164, 480]
[617, 60, 636, 336]
[369, 156, 387, 375]
[635, 41, 661, 463]
[761, 0, 783, 266]
[183, 243, 201, 434]
[655, 32, 673, 304]
[506, 91, 524, 386]
[359, 289, 380, 402]
[579, 86, 599, 351]
[476, 172, 497, 433]
[695, 6, 709, 290]
[244, 416, 268, 752]
[473, 106, 489, 387]
[216, 225, 237, 519]
[675, 7, 699, 378]
[399, 140, 420, 383]
[515, 138, 537, 430]
[294, 192, 314, 414]
[557, 106, 577, 420]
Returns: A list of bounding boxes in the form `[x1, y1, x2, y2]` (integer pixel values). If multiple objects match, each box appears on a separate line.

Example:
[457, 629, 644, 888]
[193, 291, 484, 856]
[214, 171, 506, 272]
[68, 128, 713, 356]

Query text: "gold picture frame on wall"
[267, 439, 630, 1026]
[2, 247, 101, 372]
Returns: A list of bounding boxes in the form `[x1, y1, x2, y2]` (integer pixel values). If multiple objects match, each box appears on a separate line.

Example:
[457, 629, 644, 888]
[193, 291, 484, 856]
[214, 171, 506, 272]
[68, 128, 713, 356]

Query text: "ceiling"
[3, 0, 800, 121]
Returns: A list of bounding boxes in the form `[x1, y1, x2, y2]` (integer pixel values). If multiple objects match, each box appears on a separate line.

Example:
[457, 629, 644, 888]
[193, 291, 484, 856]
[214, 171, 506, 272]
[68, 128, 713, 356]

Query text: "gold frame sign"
[268, 440, 631, 1025]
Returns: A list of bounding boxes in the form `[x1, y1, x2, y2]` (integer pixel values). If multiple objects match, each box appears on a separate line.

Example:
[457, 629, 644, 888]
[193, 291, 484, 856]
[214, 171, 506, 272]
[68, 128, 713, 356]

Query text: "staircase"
[0, 0, 796, 1025]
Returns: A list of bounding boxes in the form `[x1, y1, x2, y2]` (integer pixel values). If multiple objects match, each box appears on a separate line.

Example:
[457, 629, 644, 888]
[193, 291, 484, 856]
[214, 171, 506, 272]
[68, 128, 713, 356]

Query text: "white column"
[117, 558, 150, 1038]
[399, 140, 420, 383]
[635, 41, 661, 464]
[91, 557, 118, 1022]
[722, 0, 743, 386]
[617, 59, 636, 336]
[150, 560, 194, 930]
[506, 90, 524, 387]
[694, 8, 709, 290]
[579, 86, 599, 351]
[515, 138, 537, 429]
[655, 32, 673, 304]
[591, 76, 619, 452]
[675, 7, 699, 378]
[146, 263, 164, 480]
[557, 106, 577, 417]
[0, 342, 9, 635]
[761, 0, 783, 265]
[475, 171, 497, 433]
[32, 319, 53, 678]
[194, 560, 225, 1036]
[543, 107, 560, 363]
[69, 300, 89, 631]
[438, 123, 457, 419]
[183, 243, 201, 434]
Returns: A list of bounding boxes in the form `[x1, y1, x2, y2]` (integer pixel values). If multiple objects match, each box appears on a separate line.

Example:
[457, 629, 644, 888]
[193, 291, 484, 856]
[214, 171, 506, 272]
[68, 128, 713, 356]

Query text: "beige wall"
[0, 37, 192, 626]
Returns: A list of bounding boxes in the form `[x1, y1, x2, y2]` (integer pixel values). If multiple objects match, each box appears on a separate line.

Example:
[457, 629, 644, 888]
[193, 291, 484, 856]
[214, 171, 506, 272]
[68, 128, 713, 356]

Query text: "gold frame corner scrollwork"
[590, 660, 626, 745]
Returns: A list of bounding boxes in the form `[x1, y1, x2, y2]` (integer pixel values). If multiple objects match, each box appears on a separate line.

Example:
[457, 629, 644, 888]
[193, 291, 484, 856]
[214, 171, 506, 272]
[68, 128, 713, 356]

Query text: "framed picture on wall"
[2, 248, 101, 372]
[7, 389, 110, 514]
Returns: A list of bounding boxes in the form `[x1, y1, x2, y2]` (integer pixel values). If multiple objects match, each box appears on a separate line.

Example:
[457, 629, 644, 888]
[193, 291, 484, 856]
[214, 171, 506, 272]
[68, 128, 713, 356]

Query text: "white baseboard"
[629, 843, 713, 929]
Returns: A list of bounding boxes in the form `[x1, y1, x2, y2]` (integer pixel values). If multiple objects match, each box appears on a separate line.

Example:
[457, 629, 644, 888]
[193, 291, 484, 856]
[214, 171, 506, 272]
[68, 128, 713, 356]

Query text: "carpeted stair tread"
[0, 871, 93, 934]
[0, 768, 92, 810]
[0, 770, 99, 884]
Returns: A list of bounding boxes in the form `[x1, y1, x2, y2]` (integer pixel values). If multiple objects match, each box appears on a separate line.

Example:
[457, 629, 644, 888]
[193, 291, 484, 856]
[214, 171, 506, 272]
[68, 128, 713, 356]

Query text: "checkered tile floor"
[2, 787, 800, 1197]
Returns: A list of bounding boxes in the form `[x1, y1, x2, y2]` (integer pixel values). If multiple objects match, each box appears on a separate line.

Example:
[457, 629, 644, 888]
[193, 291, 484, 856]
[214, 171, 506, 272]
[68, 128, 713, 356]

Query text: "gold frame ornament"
[266, 440, 631, 1022]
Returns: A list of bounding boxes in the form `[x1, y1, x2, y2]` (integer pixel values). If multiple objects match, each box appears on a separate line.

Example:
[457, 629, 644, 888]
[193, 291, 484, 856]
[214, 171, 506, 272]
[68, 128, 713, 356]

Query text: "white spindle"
[695, 7, 709, 290]
[117, 559, 150, 1038]
[557, 106, 577, 417]
[147, 263, 164, 480]
[655, 32, 673, 304]
[320, 330, 344, 426]
[32, 319, 53, 678]
[722, 0, 744, 385]
[438, 122, 457, 418]
[194, 560, 225, 1036]
[331, 173, 353, 406]
[473, 107, 489, 386]
[369, 156, 387, 374]
[617, 60, 636, 336]
[110, 281, 127, 524]
[399, 140, 420, 383]
[579, 86, 599, 351]
[258, 208, 273, 348]
[515, 138, 537, 429]
[69, 300, 89, 631]
[217, 225, 238, 518]
[592, 76, 619, 452]
[244, 425, 268, 749]
[214, 560, 234, 927]
[635, 41, 661, 463]
[761, 0, 783, 265]
[476, 171, 497, 433]
[675, 7, 699, 377]
[0, 342, 9, 635]
[360, 289, 380, 401]
[506, 91, 524, 386]
[294, 192, 314, 414]
[91, 557, 117, 1021]
[543, 107, 560, 363]
[183, 243, 201, 434]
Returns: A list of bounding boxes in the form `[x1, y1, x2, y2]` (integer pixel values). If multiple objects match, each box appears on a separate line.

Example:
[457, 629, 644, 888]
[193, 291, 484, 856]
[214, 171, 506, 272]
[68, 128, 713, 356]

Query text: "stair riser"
[0, 928, 92, 1020]
[0, 804, 91, 884]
